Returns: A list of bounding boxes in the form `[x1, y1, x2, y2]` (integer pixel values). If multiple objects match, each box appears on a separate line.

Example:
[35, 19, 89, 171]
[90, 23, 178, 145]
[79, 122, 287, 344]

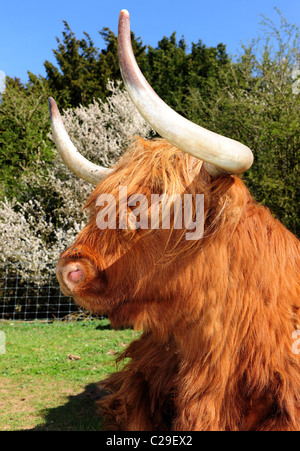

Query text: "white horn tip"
[120, 9, 130, 17]
[48, 97, 60, 121]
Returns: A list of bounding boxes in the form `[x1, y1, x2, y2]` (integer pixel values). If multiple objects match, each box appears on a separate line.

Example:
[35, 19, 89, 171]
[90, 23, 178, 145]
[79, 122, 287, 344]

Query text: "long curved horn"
[48, 97, 112, 185]
[118, 9, 253, 175]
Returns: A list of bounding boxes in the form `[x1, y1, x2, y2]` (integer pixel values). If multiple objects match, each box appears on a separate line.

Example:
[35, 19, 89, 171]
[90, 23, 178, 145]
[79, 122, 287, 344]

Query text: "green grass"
[0, 319, 140, 431]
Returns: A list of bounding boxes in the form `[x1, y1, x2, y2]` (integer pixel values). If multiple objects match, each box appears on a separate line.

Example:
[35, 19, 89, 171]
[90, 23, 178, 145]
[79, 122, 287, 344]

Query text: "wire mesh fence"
[0, 262, 88, 322]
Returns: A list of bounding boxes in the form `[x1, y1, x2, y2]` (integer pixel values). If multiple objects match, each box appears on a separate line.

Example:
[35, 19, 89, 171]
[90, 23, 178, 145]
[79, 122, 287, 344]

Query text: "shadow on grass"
[95, 323, 134, 332]
[95, 323, 112, 331]
[28, 383, 107, 431]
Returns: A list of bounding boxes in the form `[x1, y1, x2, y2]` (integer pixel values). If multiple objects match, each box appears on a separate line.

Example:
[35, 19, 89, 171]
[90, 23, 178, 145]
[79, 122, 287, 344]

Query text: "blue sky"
[0, 0, 299, 84]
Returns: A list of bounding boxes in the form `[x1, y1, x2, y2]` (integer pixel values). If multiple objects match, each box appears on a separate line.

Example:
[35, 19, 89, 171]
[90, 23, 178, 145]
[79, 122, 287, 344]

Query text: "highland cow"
[51, 10, 300, 431]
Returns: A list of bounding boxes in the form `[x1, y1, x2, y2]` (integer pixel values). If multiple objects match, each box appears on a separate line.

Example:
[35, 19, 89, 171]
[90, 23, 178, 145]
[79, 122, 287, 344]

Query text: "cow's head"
[52, 10, 253, 329]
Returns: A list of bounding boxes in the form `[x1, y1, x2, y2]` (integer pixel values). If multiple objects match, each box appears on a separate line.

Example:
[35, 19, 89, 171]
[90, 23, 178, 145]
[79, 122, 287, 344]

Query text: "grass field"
[0, 319, 140, 431]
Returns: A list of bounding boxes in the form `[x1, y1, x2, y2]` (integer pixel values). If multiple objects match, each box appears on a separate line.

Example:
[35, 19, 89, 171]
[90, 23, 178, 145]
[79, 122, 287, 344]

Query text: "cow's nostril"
[68, 268, 84, 283]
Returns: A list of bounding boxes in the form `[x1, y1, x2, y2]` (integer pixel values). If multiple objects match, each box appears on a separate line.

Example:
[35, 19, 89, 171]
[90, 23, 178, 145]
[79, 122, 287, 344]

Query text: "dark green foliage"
[44, 22, 146, 108]
[44, 22, 101, 108]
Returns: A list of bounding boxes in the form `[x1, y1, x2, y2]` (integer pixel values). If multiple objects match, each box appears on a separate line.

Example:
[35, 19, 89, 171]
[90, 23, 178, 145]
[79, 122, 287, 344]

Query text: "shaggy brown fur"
[56, 138, 300, 431]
